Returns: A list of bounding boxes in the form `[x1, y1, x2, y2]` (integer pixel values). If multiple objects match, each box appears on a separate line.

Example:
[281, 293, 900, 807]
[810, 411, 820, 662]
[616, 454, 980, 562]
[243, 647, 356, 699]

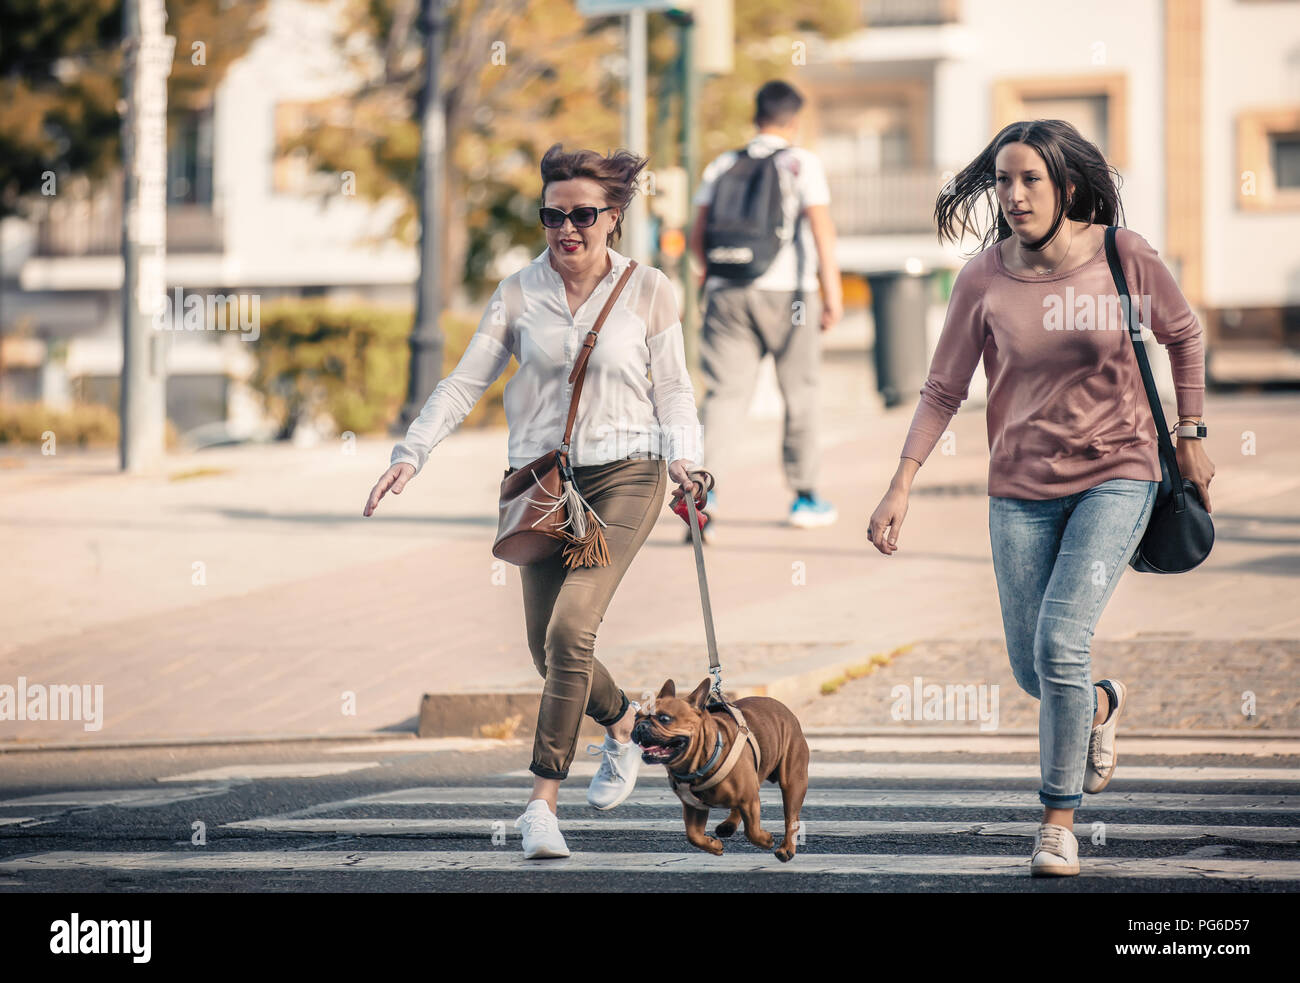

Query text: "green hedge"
[0, 401, 179, 449]
[250, 301, 513, 438]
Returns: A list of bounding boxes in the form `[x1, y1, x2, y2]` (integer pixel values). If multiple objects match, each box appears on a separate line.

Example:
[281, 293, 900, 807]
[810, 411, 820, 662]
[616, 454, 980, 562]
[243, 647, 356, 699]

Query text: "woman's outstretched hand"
[870, 459, 920, 555]
[364, 462, 416, 517]
[868, 484, 910, 556]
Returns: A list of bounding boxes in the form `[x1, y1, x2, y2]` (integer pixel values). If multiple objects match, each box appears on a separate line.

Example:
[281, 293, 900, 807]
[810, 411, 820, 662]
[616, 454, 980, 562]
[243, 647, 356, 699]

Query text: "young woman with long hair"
[868, 119, 1215, 875]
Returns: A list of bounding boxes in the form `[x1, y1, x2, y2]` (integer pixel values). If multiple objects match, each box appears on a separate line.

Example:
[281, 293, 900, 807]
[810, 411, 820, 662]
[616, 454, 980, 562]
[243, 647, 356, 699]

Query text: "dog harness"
[667, 701, 763, 810]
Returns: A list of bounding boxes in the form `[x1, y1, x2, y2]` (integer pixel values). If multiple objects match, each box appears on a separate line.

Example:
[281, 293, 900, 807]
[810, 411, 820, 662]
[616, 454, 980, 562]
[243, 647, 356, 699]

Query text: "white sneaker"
[1084, 679, 1126, 794]
[514, 799, 569, 859]
[585, 731, 641, 810]
[1031, 822, 1080, 877]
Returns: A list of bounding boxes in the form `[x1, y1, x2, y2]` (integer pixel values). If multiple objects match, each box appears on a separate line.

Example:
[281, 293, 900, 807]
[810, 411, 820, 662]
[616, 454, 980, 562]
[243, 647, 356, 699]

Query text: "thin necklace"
[1019, 223, 1075, 275]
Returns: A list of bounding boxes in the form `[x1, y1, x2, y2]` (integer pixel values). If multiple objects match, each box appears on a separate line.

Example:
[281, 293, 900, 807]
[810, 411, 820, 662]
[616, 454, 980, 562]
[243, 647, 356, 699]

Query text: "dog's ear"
[657, 679, 676, 699]
[687, 678, 712, 709]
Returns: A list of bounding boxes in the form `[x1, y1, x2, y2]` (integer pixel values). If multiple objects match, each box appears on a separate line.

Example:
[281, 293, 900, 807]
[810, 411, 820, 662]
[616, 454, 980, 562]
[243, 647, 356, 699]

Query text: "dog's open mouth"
[637, 737, 686, 764]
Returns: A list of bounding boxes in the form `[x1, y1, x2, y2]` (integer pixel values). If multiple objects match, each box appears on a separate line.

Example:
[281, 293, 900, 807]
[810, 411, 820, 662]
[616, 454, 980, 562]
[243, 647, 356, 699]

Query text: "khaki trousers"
[511, 455, 667, 780]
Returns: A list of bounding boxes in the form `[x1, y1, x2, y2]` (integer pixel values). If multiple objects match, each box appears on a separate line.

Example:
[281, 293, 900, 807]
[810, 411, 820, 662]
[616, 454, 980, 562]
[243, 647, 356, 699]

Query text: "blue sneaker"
[789, 493, 837, 528]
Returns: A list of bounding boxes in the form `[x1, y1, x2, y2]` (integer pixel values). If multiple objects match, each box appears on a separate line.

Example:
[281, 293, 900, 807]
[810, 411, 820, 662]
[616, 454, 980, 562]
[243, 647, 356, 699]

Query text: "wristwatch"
[1174, 419, 1207, 439]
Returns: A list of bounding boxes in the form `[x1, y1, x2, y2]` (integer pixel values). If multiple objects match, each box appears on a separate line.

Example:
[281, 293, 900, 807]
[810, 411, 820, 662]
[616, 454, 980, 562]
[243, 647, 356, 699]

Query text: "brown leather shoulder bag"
[492, 259, 638, 569]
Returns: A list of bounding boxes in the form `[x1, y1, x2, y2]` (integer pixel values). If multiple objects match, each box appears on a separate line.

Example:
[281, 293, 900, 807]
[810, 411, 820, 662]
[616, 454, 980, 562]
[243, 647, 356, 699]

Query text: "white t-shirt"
[693, 132, 830, 293]
[391, 246, 703, 473]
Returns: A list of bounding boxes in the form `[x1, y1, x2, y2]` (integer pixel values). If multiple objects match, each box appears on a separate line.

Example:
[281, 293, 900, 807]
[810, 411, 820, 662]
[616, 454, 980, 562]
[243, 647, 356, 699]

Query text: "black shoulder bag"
[1104, 225, 1214, 574]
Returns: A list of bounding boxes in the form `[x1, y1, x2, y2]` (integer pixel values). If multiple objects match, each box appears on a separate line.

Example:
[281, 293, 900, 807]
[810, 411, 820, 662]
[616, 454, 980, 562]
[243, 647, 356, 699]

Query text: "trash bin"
[868, 271, 929, 408]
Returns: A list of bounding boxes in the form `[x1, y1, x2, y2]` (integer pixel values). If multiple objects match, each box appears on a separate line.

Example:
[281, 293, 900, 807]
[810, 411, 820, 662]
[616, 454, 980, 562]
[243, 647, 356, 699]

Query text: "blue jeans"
[988, 477, 1158, 808]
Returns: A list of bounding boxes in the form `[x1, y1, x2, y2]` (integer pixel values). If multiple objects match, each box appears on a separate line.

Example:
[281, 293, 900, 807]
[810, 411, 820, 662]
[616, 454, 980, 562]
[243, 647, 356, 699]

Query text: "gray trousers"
[699, 284, 822, 495]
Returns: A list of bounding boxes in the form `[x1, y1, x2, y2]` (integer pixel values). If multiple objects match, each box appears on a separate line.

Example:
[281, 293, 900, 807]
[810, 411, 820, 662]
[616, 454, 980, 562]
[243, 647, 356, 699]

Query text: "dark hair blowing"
[934, 119, 1126, 255]
[754, 80, 804, 127]
[539, 143, 648, 246]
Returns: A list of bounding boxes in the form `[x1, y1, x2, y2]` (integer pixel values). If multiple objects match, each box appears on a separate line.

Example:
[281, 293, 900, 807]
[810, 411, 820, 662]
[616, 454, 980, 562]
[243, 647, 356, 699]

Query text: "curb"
[412, 641, 920, 739]
[6, 635, 1296, 750]
[0, 642, 924, 750]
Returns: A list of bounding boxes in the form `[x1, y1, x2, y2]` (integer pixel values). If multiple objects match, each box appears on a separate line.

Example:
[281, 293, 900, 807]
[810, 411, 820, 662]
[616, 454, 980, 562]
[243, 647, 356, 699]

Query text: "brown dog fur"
[631, 678, 810, 862]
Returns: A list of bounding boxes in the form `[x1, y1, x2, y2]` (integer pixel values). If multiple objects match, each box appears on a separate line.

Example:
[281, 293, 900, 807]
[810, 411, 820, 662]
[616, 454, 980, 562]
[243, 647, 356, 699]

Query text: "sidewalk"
[2, 329, 1298, 746]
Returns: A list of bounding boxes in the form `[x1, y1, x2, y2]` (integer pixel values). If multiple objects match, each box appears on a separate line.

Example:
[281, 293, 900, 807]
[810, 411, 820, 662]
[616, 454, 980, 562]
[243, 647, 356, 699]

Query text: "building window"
[1020, 95, 1109, 157]
[1236, 108, 1300, 210]
[992, 74, 1128, 169]
[1271, 132, 1300, 189]
[806, 78, 940, 235]
[169, 108, 214, 206]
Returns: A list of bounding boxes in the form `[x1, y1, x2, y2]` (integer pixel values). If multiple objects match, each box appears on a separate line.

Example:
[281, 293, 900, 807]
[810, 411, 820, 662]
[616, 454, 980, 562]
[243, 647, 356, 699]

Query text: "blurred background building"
[1, 0, 1297, 447]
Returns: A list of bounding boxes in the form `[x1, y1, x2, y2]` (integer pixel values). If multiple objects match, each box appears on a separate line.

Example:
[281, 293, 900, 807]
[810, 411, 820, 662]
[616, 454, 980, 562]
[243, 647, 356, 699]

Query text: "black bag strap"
[1103, 225, 1187, 514]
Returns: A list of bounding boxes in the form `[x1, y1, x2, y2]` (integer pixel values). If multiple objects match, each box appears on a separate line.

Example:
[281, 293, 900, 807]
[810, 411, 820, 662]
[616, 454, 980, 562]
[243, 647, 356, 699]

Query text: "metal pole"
[399, 0, 447, 431]
[679, 11, 699, 369]
[120, 0, 173, 473]
[623, 9, 649, 263]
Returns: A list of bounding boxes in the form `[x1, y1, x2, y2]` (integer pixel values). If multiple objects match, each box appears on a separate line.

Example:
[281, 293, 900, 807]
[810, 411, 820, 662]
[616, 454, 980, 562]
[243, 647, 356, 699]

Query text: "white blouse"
[390, 246, 704, 474]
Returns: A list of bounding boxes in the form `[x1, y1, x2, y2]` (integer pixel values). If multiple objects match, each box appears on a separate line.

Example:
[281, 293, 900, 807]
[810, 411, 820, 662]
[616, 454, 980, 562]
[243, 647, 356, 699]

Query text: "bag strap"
[1103, 226, 1187, 513]
[559, 259, 638, 455]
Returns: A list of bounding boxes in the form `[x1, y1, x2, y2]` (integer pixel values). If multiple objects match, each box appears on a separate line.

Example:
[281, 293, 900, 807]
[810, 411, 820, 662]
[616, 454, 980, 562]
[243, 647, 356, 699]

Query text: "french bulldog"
[631, 678, 810, 862]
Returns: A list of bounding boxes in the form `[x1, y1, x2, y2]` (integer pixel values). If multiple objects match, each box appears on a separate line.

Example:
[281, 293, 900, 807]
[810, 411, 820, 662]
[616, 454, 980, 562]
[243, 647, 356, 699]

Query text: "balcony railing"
[33, 185, 223, 257]
[862, 0, 961, 27]
[826, 167, 953, 236]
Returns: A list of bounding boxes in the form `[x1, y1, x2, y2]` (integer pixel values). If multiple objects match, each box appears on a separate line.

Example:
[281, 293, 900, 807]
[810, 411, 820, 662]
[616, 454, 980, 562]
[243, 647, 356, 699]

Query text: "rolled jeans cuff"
[1039, 791, 1083, 809]
[529, 762, 568, 781]
[594, 690, 629, 729]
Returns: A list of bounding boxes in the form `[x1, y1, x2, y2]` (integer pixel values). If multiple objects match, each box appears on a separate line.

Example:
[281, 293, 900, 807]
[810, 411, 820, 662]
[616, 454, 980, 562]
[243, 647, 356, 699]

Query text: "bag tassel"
[562, 516, 610, 568]
[556, 478, 610, 569]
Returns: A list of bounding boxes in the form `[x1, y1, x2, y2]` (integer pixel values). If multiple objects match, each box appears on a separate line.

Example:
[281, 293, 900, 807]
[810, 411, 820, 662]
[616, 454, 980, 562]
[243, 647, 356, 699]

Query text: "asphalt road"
[1, 733, 1297, 895]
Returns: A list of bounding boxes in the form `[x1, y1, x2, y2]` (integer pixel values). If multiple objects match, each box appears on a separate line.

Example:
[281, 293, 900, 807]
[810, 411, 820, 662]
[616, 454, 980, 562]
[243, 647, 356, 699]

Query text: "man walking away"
[689, 79, 843, 532]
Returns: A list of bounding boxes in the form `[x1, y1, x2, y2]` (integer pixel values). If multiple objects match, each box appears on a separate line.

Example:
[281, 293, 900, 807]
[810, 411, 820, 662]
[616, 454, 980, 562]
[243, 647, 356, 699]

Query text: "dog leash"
[682, 472, 724, 705]
[674, 472, 764, 793]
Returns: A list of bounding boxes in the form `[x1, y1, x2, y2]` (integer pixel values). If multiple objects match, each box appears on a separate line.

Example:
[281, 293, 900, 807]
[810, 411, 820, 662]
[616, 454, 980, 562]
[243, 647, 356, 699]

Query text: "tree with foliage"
[0, 0, 268, 221]
[285, 0, 858, 301]
[279, 0, 626, 302]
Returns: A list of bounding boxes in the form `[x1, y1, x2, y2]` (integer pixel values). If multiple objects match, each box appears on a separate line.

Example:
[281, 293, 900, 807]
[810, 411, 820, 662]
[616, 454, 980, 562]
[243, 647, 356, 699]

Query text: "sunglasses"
[539, 205, 615, 229]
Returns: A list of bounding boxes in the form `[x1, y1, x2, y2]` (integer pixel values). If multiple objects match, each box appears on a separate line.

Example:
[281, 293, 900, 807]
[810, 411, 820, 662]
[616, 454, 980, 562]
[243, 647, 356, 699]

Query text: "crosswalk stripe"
[504, 763, 1300, 782]
[278, 787, 1300, 814]
[221, 816, 1300, 843]
[323, 739, 525, 754]
[3, 851, 1295, 879]
[157, 763, 383, 782]
[805, 736, 1300, 756]
[0, 786, 230, 809]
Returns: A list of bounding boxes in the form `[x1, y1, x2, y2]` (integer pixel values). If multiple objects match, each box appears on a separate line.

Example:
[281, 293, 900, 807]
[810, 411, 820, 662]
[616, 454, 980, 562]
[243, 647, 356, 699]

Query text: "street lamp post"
[399, 0, 447, 433]
[119, 0, 174, 473]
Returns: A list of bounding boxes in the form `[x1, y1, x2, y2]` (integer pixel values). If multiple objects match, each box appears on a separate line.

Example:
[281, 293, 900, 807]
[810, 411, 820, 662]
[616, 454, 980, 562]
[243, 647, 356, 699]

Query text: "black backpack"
[703, 147, 793, 282]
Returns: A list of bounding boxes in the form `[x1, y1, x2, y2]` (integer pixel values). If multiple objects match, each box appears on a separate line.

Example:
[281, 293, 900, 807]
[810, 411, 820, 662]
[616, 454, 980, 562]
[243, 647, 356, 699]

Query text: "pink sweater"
[900, 227, 1205, 499]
